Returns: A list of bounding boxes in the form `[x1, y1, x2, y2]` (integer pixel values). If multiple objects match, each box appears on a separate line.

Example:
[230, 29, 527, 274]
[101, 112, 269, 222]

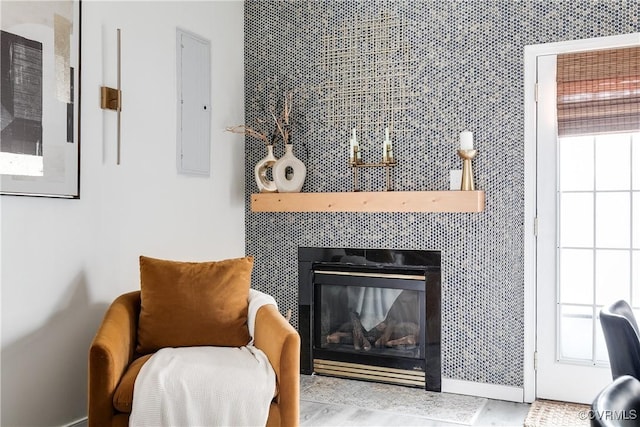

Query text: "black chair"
[591, 375, 640, 426]
[600, 300, 640, 381]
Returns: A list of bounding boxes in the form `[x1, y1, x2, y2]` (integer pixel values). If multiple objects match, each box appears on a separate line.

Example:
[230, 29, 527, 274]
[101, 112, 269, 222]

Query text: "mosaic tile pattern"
[244, 1, 640, 388]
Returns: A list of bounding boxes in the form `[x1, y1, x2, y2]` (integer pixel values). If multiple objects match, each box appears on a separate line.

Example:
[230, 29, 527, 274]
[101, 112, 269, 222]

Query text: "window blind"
[556, 46, 640, 137]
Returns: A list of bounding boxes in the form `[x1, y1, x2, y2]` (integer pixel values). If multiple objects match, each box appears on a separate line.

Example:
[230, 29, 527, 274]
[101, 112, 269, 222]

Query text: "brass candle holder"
[349, 145, 396, 191]
[457, 149, 477, 191]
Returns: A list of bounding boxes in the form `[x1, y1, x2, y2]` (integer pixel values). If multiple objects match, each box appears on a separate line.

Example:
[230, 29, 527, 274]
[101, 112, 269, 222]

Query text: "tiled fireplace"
[298, 247, 441, 391]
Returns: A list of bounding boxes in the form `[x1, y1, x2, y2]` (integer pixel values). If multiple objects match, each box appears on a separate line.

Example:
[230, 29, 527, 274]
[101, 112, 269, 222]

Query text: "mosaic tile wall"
[244, 1, 640, 388]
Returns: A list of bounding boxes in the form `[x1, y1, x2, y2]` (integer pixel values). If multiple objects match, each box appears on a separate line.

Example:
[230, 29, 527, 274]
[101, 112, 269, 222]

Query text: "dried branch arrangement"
[225, 124, 270, 144]
[226, 91, 294, 146]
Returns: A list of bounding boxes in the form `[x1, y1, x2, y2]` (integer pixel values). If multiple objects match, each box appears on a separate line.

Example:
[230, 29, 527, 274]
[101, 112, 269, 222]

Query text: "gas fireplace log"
[386, 335, 417, 347]
[349, 311, 372, 350]
[384, 322, 420, 347]
[325, 298, 421, 351]
[374, 319, 420, 348]
[374, 320, 395, 348]
[326, 318, 421, 350]
[325, 321, 357, 345]
[326, 331, 352, 344]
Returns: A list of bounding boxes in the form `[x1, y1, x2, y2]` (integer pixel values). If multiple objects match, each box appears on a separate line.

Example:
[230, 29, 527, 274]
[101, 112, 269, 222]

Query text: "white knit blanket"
[129, 289, 278, 427]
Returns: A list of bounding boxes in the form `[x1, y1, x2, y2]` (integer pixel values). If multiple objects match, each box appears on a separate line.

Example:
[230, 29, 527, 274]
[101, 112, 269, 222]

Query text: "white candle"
[382, 127, 391, 161]
[460, 131, 474, 150]
[349, 138, 354, 162]
[350, 129, 359, 162]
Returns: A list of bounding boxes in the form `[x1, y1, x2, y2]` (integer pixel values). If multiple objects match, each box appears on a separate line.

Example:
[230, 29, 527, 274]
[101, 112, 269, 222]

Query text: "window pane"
[596, 192, 630, 248]
[595, 249, 630, 306]
[559, 304, 593, 360]
[560, 193, 594, 248]
[595, 134, 631, 191]
[560, 249, 593, 305]
[559, 136, 594, 191]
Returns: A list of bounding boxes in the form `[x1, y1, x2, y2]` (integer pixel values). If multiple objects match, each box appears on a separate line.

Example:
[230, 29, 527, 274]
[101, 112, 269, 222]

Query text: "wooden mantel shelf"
[251, 191, 485, 213]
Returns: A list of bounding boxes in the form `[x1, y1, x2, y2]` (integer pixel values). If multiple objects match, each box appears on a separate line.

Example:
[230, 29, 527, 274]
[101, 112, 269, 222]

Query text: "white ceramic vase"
[254, 145, 278, 193]
[272, 144, 306, 193]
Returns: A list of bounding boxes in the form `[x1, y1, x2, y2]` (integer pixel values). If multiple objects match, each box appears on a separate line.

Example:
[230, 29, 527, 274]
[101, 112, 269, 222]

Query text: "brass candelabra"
[349, 145, 396, 191]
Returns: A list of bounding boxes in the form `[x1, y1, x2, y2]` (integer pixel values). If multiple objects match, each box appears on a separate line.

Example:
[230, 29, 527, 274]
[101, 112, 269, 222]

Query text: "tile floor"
[300, 375, 530, 427]
[300, 398, 531, 426]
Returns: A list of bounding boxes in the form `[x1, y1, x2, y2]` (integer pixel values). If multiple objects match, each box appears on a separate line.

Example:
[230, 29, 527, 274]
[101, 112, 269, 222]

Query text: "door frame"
[523, 32, 640, 403]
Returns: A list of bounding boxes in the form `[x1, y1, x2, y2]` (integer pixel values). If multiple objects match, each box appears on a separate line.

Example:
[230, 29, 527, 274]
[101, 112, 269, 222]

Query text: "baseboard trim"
[64, 416, 87, 427]
[442, 378, 524, 402]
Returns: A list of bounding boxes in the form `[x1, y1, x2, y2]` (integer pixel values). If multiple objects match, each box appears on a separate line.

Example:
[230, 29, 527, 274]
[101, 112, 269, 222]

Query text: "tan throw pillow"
[136, 255, 253, 354]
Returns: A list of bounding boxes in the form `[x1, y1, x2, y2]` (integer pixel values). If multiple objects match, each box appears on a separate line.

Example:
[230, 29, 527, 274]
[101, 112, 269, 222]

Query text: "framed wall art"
[0, 0, 81, 198]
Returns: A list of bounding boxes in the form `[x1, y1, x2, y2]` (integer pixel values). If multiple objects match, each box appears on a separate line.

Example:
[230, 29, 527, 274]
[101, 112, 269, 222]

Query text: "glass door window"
[557, 131, 640, 364]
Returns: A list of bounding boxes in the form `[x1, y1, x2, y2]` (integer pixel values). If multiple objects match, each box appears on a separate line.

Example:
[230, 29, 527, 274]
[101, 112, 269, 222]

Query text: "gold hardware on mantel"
[457, 149, 477, 191]
[349, 145, 397, 192]
[100, 28, 122, 164]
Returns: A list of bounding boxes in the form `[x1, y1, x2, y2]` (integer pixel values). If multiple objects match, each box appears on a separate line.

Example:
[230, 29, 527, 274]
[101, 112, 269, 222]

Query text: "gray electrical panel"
[176, 28, 211, 176]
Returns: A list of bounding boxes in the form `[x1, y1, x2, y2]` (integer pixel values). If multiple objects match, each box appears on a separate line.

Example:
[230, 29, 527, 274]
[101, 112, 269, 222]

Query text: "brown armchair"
[88, 291, 300, 427]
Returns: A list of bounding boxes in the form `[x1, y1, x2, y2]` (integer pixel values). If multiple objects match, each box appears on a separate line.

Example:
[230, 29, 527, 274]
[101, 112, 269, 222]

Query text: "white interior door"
[534, 53, 639, 403]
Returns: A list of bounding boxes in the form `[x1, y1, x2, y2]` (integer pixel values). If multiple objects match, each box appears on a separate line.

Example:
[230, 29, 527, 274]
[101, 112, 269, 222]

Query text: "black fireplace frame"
[298, 247, 441, 391]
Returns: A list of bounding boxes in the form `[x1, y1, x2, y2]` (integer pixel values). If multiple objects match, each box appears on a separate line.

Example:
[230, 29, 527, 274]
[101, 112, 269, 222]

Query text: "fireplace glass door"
[316, 284, 424, 359]
[313, 269, 426, 371]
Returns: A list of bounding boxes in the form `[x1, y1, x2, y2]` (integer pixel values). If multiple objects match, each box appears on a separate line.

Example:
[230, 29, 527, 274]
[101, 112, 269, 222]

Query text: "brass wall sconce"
[100, 28, 122, 164]
[100, 86, 120, 111]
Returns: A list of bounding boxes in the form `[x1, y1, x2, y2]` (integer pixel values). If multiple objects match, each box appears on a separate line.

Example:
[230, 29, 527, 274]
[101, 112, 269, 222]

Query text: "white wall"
[0, 2, 246, 425]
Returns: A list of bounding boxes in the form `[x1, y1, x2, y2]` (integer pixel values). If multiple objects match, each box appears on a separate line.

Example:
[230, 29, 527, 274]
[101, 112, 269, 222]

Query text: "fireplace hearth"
[298, 247, 441, 391]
